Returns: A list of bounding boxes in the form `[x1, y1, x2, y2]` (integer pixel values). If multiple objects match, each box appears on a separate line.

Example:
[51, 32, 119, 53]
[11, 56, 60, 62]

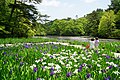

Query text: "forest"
[0, 0, 120, 38]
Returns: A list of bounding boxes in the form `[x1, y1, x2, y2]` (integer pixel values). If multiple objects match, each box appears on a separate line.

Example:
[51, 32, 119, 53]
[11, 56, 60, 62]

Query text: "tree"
[33, 22, 46, 36]
[98, 10, 116, 38]
[8, 0, 42, 21]
[111, 10, 120, 38]
[25, 0, 42, 4]
[0, 0, 47, 37]
[115, 10, 120, 29]
[108, 0, 120, 38]
[108, 0, 120, 13]
[76, 17, 89, 36]
[85, 9, 104, 36]
[7, 1, 39, 37]
[48, 18, 86, 36]
[2, 0, 42, 37]
[49, 19, 66, 35]
[0, 0, 12, 37]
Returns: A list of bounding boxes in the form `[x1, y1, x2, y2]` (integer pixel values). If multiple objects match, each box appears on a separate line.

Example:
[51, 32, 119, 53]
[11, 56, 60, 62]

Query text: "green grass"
[0, 38, 58, 44]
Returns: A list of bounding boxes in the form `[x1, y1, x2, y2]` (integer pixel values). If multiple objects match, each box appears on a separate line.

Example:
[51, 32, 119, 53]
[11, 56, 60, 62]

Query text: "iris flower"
[34, 67, 38, 72]
[66, 72, 72, 77]
[50, 71, 54, 76]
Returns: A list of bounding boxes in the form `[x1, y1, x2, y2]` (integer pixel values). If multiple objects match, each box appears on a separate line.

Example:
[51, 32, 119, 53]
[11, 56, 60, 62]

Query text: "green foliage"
[50, 19, 65, 35]
[0, 26, 10, 37]
[98, 10, 116, 38]
[33, 22, 46, 36]
[0, 0, 120, 38]
[85, 9, 104, 36]
[115, 10, 120, 29]
[75, 18, 88, 35]
[45, 18, 86, 36]
[0, 0, 47, 38]
[0, 38, 58, 44]
[27, 0, 42, 4]
[111, 29, 120, 38]
[27, 29, 35, 37]
[108, 0, 120, 13]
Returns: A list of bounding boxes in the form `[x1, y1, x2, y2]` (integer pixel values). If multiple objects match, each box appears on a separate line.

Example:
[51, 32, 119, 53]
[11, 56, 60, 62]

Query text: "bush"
[111, 29, 120, 38]
[27, 29, 35, 37]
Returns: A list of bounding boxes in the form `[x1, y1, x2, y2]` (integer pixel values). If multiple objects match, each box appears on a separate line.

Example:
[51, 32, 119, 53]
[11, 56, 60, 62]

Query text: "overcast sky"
[34, 0, 111, 20]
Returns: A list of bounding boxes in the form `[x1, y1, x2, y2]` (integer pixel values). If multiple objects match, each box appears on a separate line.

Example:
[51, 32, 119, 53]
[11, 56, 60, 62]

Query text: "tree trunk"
[5, 0, 16, 31]
[9, 0, 16, 22]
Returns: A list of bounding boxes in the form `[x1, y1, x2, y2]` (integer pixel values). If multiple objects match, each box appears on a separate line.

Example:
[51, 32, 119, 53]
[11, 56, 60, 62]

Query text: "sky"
[34, 0, 111, 20]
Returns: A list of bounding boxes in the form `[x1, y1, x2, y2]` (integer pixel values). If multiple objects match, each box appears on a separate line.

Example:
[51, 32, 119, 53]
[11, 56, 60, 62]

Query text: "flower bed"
[0, 42, 120, 80]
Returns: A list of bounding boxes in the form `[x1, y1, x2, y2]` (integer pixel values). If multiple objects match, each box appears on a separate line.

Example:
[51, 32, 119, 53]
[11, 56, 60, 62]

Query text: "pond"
[34, 36, 120, 42]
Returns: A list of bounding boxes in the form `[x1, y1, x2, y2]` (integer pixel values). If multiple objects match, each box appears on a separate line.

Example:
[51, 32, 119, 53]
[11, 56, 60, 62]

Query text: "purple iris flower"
[40, 50, 42, 53]
[106, 56, 110, 59]
[78, 65, 82, 72]
[66, 72, 72, 77]
[24, 44, 30, 48]
[50, 55, 53, 58]
[20, 62, 23, 66]
[3, 52, 7, 55]
[79, 65, 83, 69]
[50, 67, 54, 71]
[95, 50, 98, 54]
[82, 63, 86, 67]
[40, 58, 43, 62]
[78, 68, 82, 72]
[36, 78, 40, 80]
[42, 66, 45, 70]
[16, 54, 18, 57]
[104, 76, 110, 80]
[34, 67, 38, 72]
[66, 59, 69, 62]
[108, 66, 112, 69]
[16, 58, 19, 61]
[44, 51, 47, 54]
[50, 71, 54, 76]
[86, 73, 91, 78]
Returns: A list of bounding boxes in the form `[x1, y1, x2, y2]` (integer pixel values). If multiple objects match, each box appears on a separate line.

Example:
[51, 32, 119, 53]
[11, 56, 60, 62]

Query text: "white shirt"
[90, 41, 95, 49]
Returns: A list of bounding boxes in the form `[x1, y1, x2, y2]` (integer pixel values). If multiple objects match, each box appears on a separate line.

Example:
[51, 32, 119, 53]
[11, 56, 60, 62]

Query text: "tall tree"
[6, 0, 42, 31]
[98, 10, 116, 38]
[0, 0, 46, 37]
[115, 10, 120, 29]
[76, 17, 89, 36]
[0, 0, 12, 37]
[108, 0, 120, 34]
[108, 0, 120, 13]
[85, 9, 103, 36]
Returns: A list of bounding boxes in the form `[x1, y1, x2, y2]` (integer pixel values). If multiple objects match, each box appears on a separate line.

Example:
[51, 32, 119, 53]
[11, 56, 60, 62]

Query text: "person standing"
[94, 37, 99, 49]
[89, 38, 95, 49]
